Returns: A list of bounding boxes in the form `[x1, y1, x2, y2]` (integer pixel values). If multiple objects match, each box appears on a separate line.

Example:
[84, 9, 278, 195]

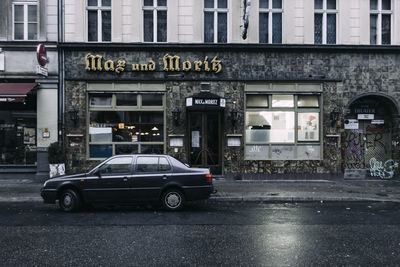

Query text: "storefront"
[62, 44, 400, 179]
[0, 83, 37, 166]
[0, 43, 59, 180]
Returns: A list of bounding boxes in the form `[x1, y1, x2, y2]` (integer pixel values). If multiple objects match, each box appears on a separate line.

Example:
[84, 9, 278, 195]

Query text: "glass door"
[188, 112, 222, 174]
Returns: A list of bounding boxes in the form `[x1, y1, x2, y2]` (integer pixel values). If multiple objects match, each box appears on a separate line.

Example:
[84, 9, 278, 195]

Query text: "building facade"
[0, 0, 59, 179]
[60, 0, 400, 179]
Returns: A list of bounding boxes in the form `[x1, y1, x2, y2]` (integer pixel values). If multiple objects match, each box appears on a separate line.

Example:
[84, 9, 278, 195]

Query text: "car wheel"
[162, 189, 185, 211]
[59, 189, 81, 212]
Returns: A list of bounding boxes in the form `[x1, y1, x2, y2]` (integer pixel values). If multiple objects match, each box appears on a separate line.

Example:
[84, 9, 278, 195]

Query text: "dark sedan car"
[41, 155, 214, 211]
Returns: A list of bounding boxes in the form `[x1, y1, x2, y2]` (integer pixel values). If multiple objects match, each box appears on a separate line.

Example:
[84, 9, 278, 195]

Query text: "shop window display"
[245, 93, 321, 160]
[88, 92, 164, 158]
[0, 93, 37, 165]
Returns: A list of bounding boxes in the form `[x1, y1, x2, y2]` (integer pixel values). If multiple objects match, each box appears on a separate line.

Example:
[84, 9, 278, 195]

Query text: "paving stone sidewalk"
[0, 178, 399, 203]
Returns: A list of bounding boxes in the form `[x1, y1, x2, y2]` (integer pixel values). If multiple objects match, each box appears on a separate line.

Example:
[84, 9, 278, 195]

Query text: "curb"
[209, 196, 400, 203]
[0, 196, 399, 203]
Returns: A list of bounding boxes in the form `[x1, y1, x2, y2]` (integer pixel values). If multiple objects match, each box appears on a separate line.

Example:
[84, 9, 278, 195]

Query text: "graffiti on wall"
[344, 129, 390, 169]
[369, 158, 398, 179]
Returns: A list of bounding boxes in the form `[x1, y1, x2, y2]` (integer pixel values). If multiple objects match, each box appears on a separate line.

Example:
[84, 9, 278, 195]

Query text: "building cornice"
[0, 42, 58, 51]
[59, 43, 400, 53]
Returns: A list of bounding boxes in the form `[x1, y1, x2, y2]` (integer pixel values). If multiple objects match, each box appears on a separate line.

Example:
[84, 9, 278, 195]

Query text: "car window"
[98, 157, 132, 175]
[159, 157, 171, 171]
[136, 157, 159, 173]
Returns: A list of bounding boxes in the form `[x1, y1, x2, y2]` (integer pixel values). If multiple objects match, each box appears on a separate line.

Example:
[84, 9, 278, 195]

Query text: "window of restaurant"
[245, 93, 322, 160]
[88, 91, 165, 158]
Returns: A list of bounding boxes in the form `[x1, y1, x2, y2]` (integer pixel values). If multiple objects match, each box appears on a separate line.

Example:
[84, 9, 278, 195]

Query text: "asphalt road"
[0, 201, 399, 266]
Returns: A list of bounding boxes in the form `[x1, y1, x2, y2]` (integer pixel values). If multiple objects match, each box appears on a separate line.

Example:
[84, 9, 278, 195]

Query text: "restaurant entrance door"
[188, 111, 222, 175]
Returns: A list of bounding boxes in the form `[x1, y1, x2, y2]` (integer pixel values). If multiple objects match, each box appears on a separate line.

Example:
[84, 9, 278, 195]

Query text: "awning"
[0, 83, 37, 102]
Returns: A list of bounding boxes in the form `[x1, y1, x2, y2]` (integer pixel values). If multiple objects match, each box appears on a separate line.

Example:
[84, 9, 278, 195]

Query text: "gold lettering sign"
[84, 53, 222, 74]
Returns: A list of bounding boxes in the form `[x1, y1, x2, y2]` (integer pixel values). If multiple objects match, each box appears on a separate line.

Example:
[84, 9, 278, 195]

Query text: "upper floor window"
[259, 0, 282, 43]
[314, 0, 337, 44]
[143, 0, 167, 42]
[204, 0, 228, 43]
[370, 0, 392, 44]
[13, 2, 38, 40]
[87, 0, 111, 42]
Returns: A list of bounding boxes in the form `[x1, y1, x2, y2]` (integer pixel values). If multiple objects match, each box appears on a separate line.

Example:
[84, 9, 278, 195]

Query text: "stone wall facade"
[63, 45, 400, 178]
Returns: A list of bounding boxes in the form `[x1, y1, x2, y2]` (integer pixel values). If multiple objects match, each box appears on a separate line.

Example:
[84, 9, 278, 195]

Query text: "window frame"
[314, 0, 338, 44]
[370, 0, 392, 45]
[259, 0, 283, 44]
[87, 89, 166, 160]
[97, 156, 133, 175]
[204, 0, 229, 43]
[12, 1, 39, 41]
[86, 0, 112, 42]
[142, 0, 168, 43]
[244, 92, 322, 160]
[135, 156, 172, 173]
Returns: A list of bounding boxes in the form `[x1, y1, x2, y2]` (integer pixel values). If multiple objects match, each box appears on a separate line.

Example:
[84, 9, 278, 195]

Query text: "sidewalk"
[0, 178, 400, 203]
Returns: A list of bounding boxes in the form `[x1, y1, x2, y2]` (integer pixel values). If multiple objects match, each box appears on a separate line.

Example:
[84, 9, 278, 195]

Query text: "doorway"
[188, 112, 222, 175]
[344, 95, 399, 179]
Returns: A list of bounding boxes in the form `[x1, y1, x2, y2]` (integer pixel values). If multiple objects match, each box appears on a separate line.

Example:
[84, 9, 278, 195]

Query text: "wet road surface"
[0, 201, 399, 266]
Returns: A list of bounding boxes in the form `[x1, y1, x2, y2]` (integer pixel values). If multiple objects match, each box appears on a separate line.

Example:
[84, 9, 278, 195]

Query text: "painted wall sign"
[344, 119, 359, 129]
[353, 107, 375, 114]
[186, 97, 226, 107]
[194, 98, 218, 105]
[84, 53, 222, 74]
[357, 114, 374, 120]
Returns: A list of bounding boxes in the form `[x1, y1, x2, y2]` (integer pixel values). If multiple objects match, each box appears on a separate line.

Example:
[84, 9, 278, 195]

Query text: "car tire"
[59, 189, 81, 212]
[161, 189, 185, 211]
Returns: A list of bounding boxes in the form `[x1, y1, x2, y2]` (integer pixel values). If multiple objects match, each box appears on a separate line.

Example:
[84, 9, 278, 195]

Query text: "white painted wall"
[46, 0, 58, 41]
[4, 50, 58, 74]
[37, 88, 58, 147]
[63, 0, 400, 45]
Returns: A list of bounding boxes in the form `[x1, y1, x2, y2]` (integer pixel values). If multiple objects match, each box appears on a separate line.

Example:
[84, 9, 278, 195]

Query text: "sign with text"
[85, 53, 222, 74]
[357, 114, 374, 120]
[344, 119, 359, 129]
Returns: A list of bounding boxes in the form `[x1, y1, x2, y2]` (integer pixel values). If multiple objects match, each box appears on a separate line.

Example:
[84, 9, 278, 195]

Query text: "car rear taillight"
[205, 174, 212, 182]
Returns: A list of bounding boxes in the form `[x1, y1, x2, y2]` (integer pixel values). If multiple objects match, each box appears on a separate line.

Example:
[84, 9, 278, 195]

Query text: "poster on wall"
[24, 128, 36, 144]
[191, 131, 200, 148]
[297, 113, 319, 141]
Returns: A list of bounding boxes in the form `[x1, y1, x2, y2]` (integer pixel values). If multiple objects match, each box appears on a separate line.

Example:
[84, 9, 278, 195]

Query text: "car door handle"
[163, 175, 167, 180]
[123, 177, 128, 182]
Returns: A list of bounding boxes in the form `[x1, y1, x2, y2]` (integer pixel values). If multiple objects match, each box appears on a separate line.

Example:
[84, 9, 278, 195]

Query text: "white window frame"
[259, 0, 283, 44]
[204, 0, 229, 43]
[314, 0, 338, 44]
[370, 0, 392, 45]
[87, 88, 166, 160]
[244, 88, 323, 161]
[142, 0, 168, 43]
[12, 2, 39, 41]
[86, 0, 112, 42]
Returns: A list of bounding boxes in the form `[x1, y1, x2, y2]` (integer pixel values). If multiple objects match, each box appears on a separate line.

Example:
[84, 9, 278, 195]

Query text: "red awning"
[0, 83, 37, 102]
